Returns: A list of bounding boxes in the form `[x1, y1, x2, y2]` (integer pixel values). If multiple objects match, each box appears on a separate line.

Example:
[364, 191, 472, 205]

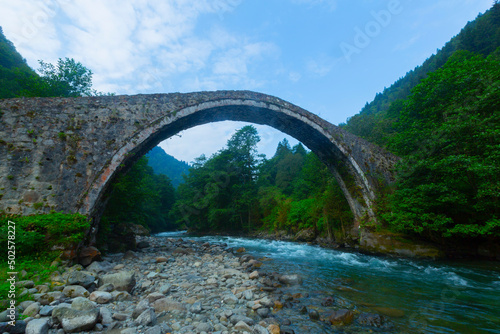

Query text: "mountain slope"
[0, 26, 38, 99]
[343, 2, 500, 145]
[146, 146, 190, 188]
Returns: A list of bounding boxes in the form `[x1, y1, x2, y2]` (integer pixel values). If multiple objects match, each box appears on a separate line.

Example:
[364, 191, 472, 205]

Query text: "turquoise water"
[157, 232, 500, 333]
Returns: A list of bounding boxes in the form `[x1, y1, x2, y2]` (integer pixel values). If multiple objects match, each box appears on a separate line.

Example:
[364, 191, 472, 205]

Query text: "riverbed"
[157, 231, 500, 333]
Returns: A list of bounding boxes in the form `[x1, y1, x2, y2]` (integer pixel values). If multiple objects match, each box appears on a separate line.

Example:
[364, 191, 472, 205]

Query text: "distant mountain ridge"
[146, 146, 190, 188]
[343, 3, 500, 143]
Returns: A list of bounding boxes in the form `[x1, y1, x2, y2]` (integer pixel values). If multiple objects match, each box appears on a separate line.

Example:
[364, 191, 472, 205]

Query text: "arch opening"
[83, 97, 378, 234]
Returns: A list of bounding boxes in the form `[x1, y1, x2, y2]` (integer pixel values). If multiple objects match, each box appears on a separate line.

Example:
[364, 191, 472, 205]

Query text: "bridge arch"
[0, 91, 398, 233]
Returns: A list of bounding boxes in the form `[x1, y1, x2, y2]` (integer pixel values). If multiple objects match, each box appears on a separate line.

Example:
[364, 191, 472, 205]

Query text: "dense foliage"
[146, 146, 190, 188]
[380, 51, 500, 240]
[171, 126, 353, 239]
[0, 213, 89, 257]
[100, 156, 176, 234]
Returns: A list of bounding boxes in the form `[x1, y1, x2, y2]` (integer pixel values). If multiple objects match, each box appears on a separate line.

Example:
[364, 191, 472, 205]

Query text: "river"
[156, 231, 500, 333]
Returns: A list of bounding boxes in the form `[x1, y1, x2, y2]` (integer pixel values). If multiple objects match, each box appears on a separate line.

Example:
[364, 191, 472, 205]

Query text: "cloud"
[289, 71, 302, 82]
[0, 0, 278, 95]
[392, 34, 420, 52]
[306, 54, 340, 77]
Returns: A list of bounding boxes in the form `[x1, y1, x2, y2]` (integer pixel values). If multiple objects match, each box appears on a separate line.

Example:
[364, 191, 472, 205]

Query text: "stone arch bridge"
[0, 91, 398, 231]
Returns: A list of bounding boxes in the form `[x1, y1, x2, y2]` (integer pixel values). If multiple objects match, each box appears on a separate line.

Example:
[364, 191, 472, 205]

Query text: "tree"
[20, 58, 95, 97]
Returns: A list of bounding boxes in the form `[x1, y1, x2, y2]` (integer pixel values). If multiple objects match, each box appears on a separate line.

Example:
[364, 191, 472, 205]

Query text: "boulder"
[99, 271, 136, 292]
[85, 261, 114, 274]
[67, 270, 96, 288]
[22, 302, 40, 317]
[0, 320, 26, 334]
[62, 285, 90, 298]
[130, 223, 150, 236]
[89, 291, 113, 304]
[25, 318, 49, 334]
[71, 297, 96, 311]
[328, 309, 354, 326]
[132, 299, 151, 319]
[78, 246, 102, 266]
[52, 307, 99, 333]
[37, 291, 63, 305]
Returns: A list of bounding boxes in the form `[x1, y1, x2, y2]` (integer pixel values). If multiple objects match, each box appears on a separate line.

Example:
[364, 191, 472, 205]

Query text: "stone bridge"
[0, 91, 398, 230]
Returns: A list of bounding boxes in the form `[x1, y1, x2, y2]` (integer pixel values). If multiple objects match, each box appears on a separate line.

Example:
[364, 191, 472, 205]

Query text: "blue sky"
[0, 0, 493, 163]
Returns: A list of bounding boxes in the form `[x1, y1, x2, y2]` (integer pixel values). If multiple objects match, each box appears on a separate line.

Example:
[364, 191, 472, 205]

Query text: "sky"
[0, 0, 494, 163]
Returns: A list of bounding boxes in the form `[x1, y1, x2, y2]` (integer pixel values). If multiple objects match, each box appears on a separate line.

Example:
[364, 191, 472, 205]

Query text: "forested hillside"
[343, 2, 500, 144]
[170, 126, 352, 242]
[146, 146, 190, 188]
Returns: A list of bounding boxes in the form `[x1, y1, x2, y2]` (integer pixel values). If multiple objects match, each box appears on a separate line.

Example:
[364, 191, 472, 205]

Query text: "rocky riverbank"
[1, 236, 306, 334]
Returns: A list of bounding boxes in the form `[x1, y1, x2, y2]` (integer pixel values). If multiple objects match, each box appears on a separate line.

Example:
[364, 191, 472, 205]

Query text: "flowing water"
[156, 231, 500, 333]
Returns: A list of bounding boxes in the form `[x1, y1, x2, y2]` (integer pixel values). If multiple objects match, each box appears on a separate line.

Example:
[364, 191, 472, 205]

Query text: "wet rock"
[279, 274, 303, 285]
[99, 271, 136, 292]
[25, 318, 49, 334]
[236, 247, 246, 253]
[328, 309, 355, 326]
[357, 313, 394, 329]
[308, 309, 320, 320]
[372, 306, 405, 318]
[155, 256, 168, 263]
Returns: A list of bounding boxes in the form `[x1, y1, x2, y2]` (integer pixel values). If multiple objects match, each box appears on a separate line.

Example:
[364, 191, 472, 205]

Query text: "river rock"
[279, 274, 303, 285]
[97, 283, 115, 292]
[152, 298, 186, 313]
[372, 306, 405, 318]
[249, 271, 260, 279]
[22, 302, 40, 317]
[328, 309, 354, 326]
[0, 320, 27, 334]
[253, 324, 269, 334]
[78, 246, 102, 266]
[62, 285, 89, 298]
[89, 291, 113, 304]
[52, 307, 99, 333]
[230, 314, 255, 325]
[357, 313, 393, 329]
[132, 299, 151, 319]
[196, 322, 213, 332]
[308, 309, 320, 320]
[100, 307, 113, 325]
[137, 241, 150, 249]
[99, 271, 136, 292]
[189, 302, 202, 314]
[135, 308, 157, 327]
[267, 324, 280, 334]
[85, 260, 114, 274]
[71, 297, 96, 311]
[67, 270, 96, 288]
[39, 305, 54, 317]
[25, 318, 49, 334]
[234, 320, 253, 332]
